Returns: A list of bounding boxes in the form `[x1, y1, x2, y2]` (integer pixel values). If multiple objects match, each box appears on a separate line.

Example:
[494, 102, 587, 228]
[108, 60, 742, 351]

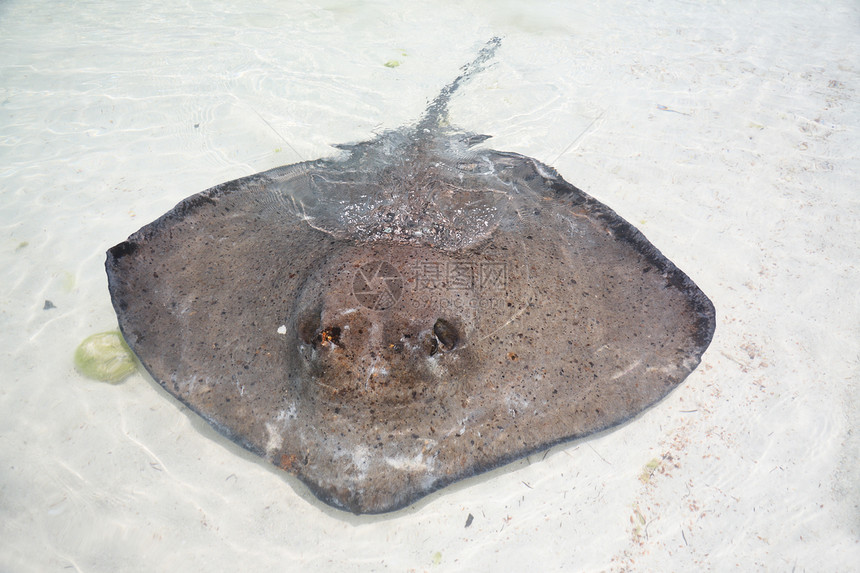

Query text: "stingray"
[106, 38, 715, 514]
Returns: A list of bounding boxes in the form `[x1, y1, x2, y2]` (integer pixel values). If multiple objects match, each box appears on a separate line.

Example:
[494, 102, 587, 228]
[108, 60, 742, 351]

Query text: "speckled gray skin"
[106, 39, 715, 514]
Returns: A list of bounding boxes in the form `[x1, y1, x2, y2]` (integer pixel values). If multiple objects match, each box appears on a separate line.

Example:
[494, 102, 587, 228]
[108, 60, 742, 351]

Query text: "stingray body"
[106, 39, 715, 514]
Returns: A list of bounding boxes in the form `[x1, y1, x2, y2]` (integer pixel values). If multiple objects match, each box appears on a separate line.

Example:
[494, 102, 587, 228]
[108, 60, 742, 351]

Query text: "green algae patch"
[384, 50, 407, 68]
[639, 457, 661, 483]
[74, 331, 137, 383]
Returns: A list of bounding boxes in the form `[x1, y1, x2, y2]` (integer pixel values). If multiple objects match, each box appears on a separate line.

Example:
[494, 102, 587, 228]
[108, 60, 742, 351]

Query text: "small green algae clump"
[639, 457, 661, 483]
[74, 331, 137, 383]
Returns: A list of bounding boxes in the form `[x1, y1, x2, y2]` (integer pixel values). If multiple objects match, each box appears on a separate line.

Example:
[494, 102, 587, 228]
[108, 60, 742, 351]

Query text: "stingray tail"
[417, 37, 502, 132]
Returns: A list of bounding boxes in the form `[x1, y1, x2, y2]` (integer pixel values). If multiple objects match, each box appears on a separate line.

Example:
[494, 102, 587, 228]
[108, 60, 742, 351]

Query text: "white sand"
[1, 1, 857, 571]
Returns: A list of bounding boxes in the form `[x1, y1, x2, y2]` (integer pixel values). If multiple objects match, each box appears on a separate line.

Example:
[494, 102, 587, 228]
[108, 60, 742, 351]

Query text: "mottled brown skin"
[106, 149, 715, 513]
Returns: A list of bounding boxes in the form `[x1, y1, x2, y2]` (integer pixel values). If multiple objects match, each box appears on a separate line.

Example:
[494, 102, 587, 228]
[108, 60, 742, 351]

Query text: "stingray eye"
[423, 333, 439, 356]
[433, 318, 459, 351]
[318, 326, 341, 347]
[296, 309, 342, 348]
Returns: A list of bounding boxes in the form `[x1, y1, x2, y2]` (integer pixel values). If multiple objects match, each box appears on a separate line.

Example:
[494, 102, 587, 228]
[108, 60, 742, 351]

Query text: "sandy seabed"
[1, 1, 857, 571]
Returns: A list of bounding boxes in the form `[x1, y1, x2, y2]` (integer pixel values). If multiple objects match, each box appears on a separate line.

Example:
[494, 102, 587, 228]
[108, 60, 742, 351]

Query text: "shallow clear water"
[1, 1, 858, 571]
